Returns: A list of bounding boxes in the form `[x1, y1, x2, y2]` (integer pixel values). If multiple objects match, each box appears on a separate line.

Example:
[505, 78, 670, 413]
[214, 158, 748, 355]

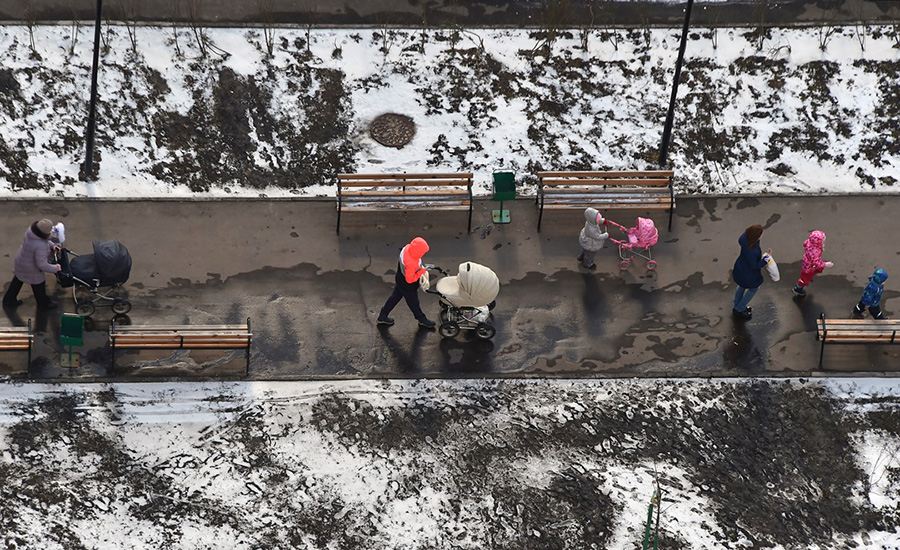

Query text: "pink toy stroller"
[607, 217, 659, 271]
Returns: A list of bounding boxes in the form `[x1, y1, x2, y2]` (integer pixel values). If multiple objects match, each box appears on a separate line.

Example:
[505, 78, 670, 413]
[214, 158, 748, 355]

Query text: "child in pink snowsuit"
[792, 230, 833, 297]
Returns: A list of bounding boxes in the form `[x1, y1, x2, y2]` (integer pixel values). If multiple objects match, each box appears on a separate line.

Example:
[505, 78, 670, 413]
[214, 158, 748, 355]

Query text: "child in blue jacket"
[852, 268, 888, 319]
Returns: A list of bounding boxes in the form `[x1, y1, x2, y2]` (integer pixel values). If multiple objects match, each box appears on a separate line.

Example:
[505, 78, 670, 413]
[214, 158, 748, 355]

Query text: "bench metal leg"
[818, 312, 826, 369]
[27, 319, 32, 373]
[537, 197, 545, 233]
[467, 202, 473, 234]
[668, 207, 673, 232]
[246, 317, 252, 377]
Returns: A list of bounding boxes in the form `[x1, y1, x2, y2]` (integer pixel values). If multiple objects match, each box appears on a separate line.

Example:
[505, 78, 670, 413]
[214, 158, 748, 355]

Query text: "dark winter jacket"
[732, 233, 767, 289]
[860, 269, 888, 307]
[13, 225, 60, 285]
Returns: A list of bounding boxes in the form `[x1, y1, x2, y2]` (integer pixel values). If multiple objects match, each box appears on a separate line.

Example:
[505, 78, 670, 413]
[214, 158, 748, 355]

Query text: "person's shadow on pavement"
[581, 273, 607, 337]
[377, 324, 430, 374]
[723, 316, 765, 373]
[792, 294, 824, 330]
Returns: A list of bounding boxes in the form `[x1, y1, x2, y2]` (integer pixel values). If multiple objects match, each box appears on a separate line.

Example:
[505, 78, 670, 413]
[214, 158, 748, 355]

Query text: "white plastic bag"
[419, 271, 430, 291]
[51, 222, 65, 245]
[762, 253, 780, 282]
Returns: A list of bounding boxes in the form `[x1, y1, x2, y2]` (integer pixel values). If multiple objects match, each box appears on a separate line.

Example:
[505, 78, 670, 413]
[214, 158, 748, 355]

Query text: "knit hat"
[31, 218, 54, 239]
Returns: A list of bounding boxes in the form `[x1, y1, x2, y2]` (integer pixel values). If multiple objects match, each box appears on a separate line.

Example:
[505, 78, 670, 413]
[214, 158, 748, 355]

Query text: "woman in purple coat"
[731, 224, 771, 320]
[3, 219, 62, 309]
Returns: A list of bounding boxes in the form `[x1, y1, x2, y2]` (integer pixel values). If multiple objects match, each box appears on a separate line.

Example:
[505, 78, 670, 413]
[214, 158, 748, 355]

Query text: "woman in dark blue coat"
[732, 224, 771, 320]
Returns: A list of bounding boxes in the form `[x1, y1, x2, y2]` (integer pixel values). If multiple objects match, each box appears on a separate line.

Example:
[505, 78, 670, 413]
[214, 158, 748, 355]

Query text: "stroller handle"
[605, 219, 627, 231]
[423, 264, 448, 295]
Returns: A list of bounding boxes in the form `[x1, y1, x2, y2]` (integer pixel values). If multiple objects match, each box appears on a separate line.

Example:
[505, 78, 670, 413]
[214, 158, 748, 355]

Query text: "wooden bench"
[109, 318, 252, 375]
[336, 173, 474, 234]
[0, 320, 33, 368]
[536, 170, 675, 232]
[816, 313, 900, 368]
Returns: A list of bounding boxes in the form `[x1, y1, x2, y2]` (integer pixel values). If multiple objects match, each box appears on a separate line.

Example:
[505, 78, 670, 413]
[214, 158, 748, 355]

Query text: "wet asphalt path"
[3, 0, 898, 27]
[1, 195, 898, 380]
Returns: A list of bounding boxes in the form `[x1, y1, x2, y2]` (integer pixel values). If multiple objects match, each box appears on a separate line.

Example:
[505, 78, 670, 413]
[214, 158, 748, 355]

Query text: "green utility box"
[492, 171, 516, 224]
[60, 313, 84, 368]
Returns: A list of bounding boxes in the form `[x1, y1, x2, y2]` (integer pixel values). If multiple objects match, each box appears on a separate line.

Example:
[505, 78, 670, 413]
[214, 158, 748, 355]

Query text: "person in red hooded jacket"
[377, 237, 436, 328]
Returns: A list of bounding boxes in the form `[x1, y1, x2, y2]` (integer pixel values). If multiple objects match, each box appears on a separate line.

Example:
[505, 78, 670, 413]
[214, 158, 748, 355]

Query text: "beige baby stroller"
[426, 261, 499, 339]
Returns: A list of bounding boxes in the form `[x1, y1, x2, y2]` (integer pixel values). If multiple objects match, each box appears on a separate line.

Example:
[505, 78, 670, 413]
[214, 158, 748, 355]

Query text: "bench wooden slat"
[542, 203, 672, 210]
[338, 173, 473, 180]
[341, 180, 472, 187]
[541, 179, 669, 191]
[113, 324, 248, 331]
[116, 342, 253, 350]
[538, 171, 674, 178]
[818, 335, 897, 340]
[341, 189, 470, 196]
[112, 336, 252, 343]
[542, 195, 671, 202]
[111, 334, 250, 339]
[342, 203, 471, 210]
[111, 328, 250, 334]
[539, 188, 670, 195]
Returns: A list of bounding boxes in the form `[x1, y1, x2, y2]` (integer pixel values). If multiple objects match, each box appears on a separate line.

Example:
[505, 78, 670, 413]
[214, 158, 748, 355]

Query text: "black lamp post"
[81, 0, 103, 181]
[658, 0, 694, 167]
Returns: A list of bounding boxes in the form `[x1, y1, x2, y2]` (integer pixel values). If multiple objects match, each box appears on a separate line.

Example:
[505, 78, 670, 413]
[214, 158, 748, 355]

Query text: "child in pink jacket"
[792, 230, 833, 297]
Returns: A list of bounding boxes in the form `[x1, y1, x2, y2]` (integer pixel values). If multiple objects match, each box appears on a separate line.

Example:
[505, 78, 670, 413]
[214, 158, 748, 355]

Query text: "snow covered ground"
[0, 23, 898, 198]
[1, 378, 899, 549]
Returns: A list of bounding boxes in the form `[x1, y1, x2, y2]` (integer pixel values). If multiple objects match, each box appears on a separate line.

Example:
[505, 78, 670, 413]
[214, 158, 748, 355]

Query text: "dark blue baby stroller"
[57, 240, 132, 317]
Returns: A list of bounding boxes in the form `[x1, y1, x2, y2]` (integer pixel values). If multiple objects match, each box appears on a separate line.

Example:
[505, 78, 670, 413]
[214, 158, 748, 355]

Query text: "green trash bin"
[60, 313, 84, 369]
[492, 171, 516, 224]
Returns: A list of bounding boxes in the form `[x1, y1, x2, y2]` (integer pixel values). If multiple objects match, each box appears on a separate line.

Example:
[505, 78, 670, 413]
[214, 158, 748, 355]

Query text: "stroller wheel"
[439, 322, 460, 339]
[75, 302, 95, 317]
[475, 323, 496, 340]
[618, 260, 631, 271]
[645, 260, 657, 271]
[112, 300, 132, 315]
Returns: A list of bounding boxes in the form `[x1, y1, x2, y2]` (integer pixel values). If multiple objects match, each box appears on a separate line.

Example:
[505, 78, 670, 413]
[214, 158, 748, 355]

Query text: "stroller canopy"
[629, 218, 659, 248]
[436, 262, 500, 308]
[69, 240, 132, 286]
